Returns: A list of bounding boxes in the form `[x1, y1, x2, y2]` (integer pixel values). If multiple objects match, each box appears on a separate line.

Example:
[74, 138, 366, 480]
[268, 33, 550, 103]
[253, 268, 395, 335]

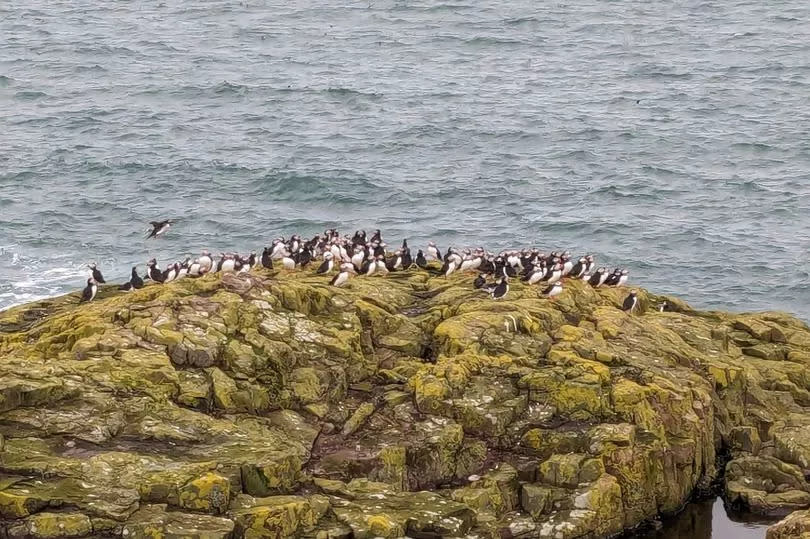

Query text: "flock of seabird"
[79, 226, 645, 312]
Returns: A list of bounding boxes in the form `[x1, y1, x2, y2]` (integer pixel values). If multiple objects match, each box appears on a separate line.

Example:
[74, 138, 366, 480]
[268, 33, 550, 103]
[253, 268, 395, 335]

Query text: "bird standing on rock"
[541, 281, 563, 299]
[316, 252, 334, 274]
[88, 263, 106, 284]
[73, 226, 634, 306]
[331, 263, 355, 287]
[80, 278, 97, 303]
[490, 277, 509, 300]
[622, 290, 639, 313]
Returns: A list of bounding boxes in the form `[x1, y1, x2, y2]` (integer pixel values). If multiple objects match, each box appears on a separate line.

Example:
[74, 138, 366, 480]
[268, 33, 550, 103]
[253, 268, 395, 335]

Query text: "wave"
[14, 90, 48, 100]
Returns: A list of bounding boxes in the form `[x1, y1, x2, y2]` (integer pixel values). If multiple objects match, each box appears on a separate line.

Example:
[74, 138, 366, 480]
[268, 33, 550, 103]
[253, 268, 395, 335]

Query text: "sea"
[2, 1, 808, 535]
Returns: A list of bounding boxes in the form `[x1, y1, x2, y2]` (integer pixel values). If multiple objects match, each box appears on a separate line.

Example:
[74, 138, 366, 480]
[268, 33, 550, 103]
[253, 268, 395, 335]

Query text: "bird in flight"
[146, 219, 175, 239]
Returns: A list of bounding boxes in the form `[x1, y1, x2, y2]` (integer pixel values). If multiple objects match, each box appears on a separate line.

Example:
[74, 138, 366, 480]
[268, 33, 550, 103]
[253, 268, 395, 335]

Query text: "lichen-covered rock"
[768, 508, 810, 539]
[122, 504, 235, 539]
[3, 270, 810, 537]
[230, 495, 316, 538]
[5, 512, 92, 539]
[323, 479, 476, 538]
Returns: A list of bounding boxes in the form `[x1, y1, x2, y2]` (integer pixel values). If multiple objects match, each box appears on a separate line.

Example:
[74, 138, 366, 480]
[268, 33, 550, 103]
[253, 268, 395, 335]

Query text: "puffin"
[622, 291, 639, 313]
[88, 263, 106, 284]
[331, 263, 355, 287]
[163, 263, 178, 283]
[473, 273, 487, 289]
[146, 219, 174, 239]
[261, 247, 274, 269]
[198, 250, 214, 274]
[80, 278, 98, 303]
[316, 252, 334, 274]
[569, 257, 587, 279]
[441, 257, 458, 278]
[415, 250, 428, 269]
[588, 268, 607, 287]
[146, 259, 165, 283]
[541, 281, 563, 299]
[375, 254, 389, 275]
[270, 238, 287, 260]
[119, 266, 144, 291]
[427, 241, 442, 261]
[490, 277, 509, 300]
[386, 250, 403, 271]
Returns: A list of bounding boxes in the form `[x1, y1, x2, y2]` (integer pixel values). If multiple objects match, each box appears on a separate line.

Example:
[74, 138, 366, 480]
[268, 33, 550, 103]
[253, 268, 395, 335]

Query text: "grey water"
[2, 1, 810, 323]
[631, 498, 775, 539]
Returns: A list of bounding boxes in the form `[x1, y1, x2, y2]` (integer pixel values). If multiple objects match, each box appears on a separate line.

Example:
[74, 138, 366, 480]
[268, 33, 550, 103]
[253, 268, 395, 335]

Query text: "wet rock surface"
[2, 269, 810, 537]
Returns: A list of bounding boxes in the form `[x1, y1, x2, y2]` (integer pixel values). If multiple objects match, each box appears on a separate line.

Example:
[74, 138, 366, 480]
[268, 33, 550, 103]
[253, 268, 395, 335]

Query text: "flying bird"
[146, 219, 174, 239]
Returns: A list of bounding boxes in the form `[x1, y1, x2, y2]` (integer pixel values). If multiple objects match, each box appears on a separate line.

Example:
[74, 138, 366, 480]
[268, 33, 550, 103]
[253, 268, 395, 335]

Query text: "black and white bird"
[427, 241, 442, 262]
[375, 254, 389, 275]
[280, 253, 296, 270]
[541, 281, 563, 299]
[569, 257, 588, 279]
[316, 252, 334, 274]
[584, 255, 596, 275]
[80, 278, 98, 303]
[545, 263, 563, 284]
[146, 219, 174, 239]
[401, 246, 413, 269]
[622, 290, 639, 313]
[490, 277, 509, 300]
[659, 300, 671, 312]
[588, 268, 608, 287]
[88, 263, 106, 284]
[270, 238, 288, 260]
[197, 250, 214, 274]
[131, 266, 145, 289]
[525, 265, 547, 285]
[146, 259, 165, 283]
[261, 247, 274, 269]
[163, 263, 178, 283]
[473, 273, 487, 289]
[440, 257, 458, 278]
[119, 266, 144, 292]
[386, 249, 403, 271]
[330, 263, 355, 287]
[415, 250, 428, 269]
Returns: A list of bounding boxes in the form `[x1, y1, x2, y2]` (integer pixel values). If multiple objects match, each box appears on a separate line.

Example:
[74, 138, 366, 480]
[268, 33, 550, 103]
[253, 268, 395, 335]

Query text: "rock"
[326, 480, 476, 538]
[521, 483, 553, 519]
[177, 472, 231, 514]
[122, 504, 235, 538]
[5, 270, 810, 537]
[5, 512, 92, 538]
[768, 508, 810, 539]
[231, 495, 316, 538]
[726, 456, 810, 516]
[341, 402, 375, 436]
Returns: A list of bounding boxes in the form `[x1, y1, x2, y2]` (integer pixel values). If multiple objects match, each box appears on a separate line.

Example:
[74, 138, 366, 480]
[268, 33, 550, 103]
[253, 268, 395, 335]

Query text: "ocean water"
[1, 0, 810, 322]
[630, 498, 775, 539]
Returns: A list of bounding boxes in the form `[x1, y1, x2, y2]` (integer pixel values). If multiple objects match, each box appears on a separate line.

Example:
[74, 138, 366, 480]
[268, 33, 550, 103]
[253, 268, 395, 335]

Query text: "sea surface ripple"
[1, 0, 810, 319]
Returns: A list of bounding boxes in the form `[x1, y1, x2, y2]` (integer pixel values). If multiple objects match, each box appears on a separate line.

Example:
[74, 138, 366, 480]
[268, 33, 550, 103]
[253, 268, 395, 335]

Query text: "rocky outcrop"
[2, 267, 810, 537]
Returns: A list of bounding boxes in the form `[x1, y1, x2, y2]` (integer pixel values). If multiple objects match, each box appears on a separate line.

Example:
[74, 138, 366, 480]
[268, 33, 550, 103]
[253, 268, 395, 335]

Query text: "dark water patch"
[630, 498, 775, 539]
[14, 90, 48, 100]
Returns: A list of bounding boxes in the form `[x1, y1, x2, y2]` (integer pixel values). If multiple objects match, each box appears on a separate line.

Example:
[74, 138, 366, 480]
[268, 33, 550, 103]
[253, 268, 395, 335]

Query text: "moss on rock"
[3, 270, 810, 537]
